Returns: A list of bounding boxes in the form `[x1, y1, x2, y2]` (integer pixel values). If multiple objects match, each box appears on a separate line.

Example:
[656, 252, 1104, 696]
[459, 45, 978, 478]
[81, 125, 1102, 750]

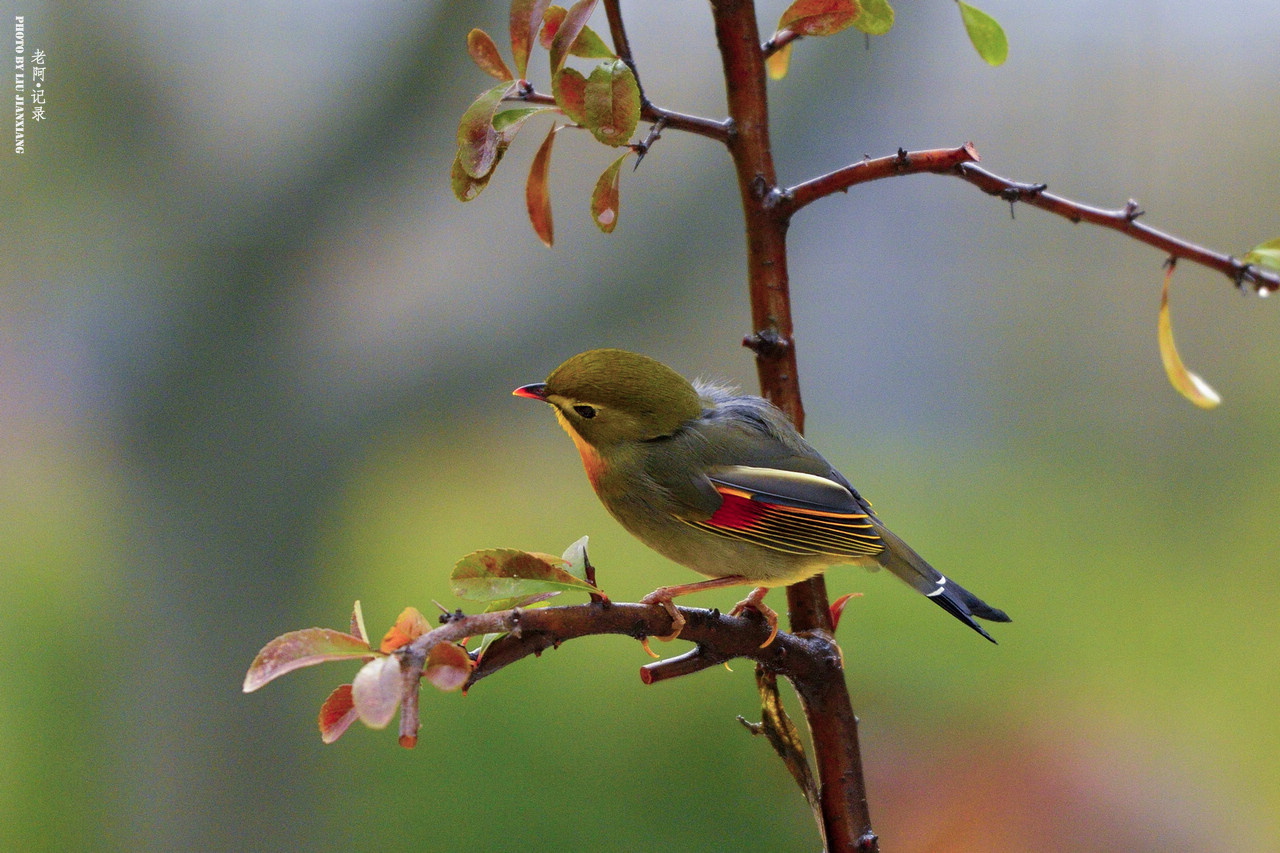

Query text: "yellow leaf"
[1158, 265, 1220, 409]
[766, 42, 793, 80]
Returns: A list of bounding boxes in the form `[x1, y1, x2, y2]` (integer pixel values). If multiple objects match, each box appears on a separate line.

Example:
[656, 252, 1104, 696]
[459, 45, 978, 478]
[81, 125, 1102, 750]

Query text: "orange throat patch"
[554, 408, 606, 488]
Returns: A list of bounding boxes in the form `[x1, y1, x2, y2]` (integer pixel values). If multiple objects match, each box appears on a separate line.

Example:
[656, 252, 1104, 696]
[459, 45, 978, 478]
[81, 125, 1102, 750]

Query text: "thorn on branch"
[631, 116, 668, 169]
[1123, 199, 1145, 222]
[743, 329, 791, 357]
[738, 715, 765, 735]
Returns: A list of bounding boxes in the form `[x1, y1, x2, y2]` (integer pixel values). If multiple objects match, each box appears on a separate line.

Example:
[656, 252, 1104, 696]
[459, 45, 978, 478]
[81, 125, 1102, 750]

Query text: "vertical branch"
[708, 1, 877, 850]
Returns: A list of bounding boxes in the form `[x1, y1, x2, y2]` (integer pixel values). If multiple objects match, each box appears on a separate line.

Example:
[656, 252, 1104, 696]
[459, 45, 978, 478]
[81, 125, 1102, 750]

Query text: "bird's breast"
[554, 408, 607, 488]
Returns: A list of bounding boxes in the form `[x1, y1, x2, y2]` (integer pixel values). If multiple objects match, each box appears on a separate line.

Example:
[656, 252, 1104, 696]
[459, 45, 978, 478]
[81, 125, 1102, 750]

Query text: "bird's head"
[514, 349, 702, 449]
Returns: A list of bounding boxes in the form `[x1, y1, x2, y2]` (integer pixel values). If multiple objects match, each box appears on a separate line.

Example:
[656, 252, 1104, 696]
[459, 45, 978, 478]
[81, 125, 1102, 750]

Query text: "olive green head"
[514, 349, 702, 447]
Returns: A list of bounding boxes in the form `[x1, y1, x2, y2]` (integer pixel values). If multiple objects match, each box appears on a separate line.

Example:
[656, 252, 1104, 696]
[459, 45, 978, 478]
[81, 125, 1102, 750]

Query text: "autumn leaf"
[510, 0, 553, 79]
[467, 28, 513, 81]
[549, 0, 600, 73]
[456, 81, 515, 179]
[243, 628, 371, 693]
[351, 655, 403, 729]
[526, 124, 558, 247]
[424, 643, 474, 692]
[828, 592, 863, 631]
[380, 606, 431, 653]
[318, 684, 358, 744]
[1158, 263, 1220, 409]
[591, 151, 631, 233]
[584, 59, 640, 146]
[451, 548, 603, 602]
[552, 67, 589, 125]
[766, 42, 794, 80]
[778, 0, 862, 37]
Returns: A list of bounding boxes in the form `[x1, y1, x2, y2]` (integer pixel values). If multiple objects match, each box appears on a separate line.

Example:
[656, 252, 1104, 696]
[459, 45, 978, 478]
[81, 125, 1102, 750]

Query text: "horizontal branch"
[509, 89, 731, 144]
[781, 144, 1280, 294]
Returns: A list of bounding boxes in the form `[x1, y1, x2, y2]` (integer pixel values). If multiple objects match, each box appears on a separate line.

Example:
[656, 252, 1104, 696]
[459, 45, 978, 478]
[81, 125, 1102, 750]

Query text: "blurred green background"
[3, 2, 1278, 851]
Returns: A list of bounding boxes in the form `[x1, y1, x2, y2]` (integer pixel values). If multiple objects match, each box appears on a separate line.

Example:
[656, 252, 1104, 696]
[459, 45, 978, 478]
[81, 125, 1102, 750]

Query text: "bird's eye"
[573, 404, 597, 419]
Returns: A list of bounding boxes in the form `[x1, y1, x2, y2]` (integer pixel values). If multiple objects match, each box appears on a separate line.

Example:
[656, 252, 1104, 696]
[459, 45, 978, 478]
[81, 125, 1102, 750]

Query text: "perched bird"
[514, 348, 1010, 646]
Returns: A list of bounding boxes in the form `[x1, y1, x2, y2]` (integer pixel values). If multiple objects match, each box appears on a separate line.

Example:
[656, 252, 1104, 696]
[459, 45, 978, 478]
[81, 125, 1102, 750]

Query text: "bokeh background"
[3, 2, 1278, 851]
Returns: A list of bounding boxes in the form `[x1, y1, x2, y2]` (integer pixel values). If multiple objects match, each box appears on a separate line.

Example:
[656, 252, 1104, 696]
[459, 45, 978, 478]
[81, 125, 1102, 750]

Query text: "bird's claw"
[730, 587, 779, 648]
[640, 592, 686, 644]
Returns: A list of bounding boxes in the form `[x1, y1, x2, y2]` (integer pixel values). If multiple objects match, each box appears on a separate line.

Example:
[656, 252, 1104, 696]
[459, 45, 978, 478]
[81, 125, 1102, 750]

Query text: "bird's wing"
[681, 465, 884, 558]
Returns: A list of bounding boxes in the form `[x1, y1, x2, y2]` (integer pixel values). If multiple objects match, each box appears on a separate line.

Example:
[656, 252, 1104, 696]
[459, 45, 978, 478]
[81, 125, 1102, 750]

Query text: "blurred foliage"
[2, 2, 1279, 851]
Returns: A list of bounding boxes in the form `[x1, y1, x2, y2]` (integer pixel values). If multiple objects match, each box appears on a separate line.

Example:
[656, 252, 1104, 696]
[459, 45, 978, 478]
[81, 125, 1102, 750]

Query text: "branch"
[509, 90, 731, 144]
[782, 143, 1280, 294]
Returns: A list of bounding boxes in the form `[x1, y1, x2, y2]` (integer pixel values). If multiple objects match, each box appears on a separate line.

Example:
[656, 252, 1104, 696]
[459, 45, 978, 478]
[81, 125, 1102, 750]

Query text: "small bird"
[514, 348, 1010, 646]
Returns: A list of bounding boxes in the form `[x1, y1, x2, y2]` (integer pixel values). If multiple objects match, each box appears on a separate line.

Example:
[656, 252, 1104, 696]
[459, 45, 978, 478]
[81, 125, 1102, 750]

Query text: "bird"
[513, 348, 1010, 647]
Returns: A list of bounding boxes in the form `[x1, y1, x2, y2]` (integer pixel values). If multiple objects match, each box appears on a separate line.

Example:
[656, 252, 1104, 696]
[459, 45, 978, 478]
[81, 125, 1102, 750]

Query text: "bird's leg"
[729, 586, 779, 648]
[639, 575, 752, 646]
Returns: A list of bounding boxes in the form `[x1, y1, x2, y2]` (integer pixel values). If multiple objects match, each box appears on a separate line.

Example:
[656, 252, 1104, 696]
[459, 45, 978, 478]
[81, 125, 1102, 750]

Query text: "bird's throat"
[554, 408, 606, 488]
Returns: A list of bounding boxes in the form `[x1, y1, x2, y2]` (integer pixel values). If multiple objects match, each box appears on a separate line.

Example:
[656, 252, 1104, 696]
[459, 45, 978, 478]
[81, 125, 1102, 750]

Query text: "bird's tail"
[871, 523, 1011, 643]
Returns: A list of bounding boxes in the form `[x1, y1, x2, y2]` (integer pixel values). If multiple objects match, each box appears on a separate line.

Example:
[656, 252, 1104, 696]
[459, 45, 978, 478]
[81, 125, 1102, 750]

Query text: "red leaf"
[778, 0, 861, 36]
[424, 643, 475, 692]
[526, 124, 559, 247]
[456, 81, 515, 179]
[549, 0, 599, 73]
[243, 628, 371, 693]
[540, 5, 567, 49]
[828, 592, 863, 631]
[318, 684, 358, 744]
[591, 151, 631, 233]
[509, 0, 553, 79]
[552, 67, 589, 125]
[467, 28, 513, 81]
[380, 606, 430, 653]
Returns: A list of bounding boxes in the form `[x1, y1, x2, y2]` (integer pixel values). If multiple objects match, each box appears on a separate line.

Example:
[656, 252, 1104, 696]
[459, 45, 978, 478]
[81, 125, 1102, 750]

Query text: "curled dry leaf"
[1159, 264, 1221, 409]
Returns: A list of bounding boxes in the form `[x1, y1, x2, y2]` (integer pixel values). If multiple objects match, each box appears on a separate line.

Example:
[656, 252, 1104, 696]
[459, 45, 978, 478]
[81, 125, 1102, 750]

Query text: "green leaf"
[778, 0, 862, 37]
[351, 655, 402, 729]
[510, 0, 553, 79]
[560, 535, 590, 582]
[1242, 236, 1280, 271]
[492, 106, 552, 137]
[456, 81, 515, 179]
[552, 67, 589, 125]
[591, 151, 631, 233]
[526, 124, 559, 247]
[852, 0, 894, 35]
[318, 684, 358, 744]
[451, 146, 506, 202]
[584, 59, 640, 147]
[467, 28, 513, 81]
[957, 1, 1008, 66]
[549, 0, 599, 73]
[1159, 265, 1221, 409]
[243, 628, 371, 693]
[452, 548, 602, 602]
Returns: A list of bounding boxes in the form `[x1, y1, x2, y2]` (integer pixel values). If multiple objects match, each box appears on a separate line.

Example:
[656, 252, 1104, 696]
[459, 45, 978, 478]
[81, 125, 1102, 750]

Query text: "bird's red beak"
[513, 383, 549, 400]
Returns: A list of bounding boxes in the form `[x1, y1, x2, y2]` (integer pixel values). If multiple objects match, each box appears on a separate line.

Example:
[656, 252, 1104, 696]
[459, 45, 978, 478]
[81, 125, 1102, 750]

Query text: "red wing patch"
[688, 485, 883, 558]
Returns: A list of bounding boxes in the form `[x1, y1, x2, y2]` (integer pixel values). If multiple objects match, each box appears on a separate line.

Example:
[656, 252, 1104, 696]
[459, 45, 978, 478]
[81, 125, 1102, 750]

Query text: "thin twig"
[508, 89, 730, 144]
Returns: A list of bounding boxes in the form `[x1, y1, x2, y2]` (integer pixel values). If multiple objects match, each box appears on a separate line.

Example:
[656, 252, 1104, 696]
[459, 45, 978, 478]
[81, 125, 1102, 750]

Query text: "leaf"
[349, 600, 368, 644]
[526, 124, 558, 247]
[451, 548, 602, 601]
[591, 151, 631, 233]
[560, 535, 590, 582]
[1242, 236, 1280, 272]
[584, 59, 640, 146]
[243, 628, 371, 693]
[467, 28, 513, 81]
[1159, 264, 1221, 409]
[451, 149, 500, 202]
[493, 106, 553, 138]
[549, 0, 599, 73]
[552, 67, 589, 125]
[351, 654, 402, 729]
[957, 1, 1008, 66]
[318, 684, 358, 744]
[424, 643, 475, 692]
[380, 606, 430, 653]
[510, 0, 553, 79]
[828, 592, 862, 631]
[744, 668, 822, 829]
[766, 42, 794, 81]
[456, 81, 514, 179]
[540, 5, 567, 49]
[852, 0, 894, 35]
[778, 0, 862, 37]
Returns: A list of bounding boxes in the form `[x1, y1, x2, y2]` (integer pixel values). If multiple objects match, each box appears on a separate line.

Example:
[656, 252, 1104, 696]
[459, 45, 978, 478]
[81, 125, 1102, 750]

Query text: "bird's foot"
[639, 589, 686, 644]
[730, 586, 779, 648]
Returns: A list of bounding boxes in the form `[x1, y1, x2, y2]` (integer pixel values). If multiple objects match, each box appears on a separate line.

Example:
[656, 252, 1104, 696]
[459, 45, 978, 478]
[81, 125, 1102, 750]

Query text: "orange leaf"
[549, 0, 599, 73]
[526, 124, 559, 247]
[510, 0, 553, 79]
[778, 0, 862, 36]
[380, 606, 431, 653]
[1158, 263, 1221, 409]
[318, 684, 358, 744]
[424, 643, 475, 692]
[467, 28, 513, 81]
[591, 151, 631, 233]
[828, 592, 863, 631]
[766, 41, 794, 80]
